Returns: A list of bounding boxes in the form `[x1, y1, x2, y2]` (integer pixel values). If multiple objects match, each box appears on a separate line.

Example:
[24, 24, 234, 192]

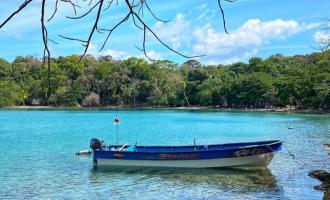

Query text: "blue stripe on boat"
[93, 140, 282, 161]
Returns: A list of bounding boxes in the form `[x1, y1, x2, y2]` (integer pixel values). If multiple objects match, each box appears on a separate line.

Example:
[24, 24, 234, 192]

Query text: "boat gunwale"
[134, 140, 282, 149]
[98, 140, 282, 154]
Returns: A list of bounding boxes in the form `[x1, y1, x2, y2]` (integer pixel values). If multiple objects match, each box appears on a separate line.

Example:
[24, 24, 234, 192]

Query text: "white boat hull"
[96, 152, 275, 168]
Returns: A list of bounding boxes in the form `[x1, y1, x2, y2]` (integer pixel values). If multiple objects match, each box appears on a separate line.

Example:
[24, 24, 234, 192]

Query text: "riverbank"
[3, 105, 329, 114]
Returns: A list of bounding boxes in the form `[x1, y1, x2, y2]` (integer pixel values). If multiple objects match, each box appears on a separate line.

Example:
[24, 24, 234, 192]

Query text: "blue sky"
[0, 0, 329, 64]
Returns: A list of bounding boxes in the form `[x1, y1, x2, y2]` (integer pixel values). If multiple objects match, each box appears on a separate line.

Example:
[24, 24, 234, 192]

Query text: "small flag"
[114, 115, 120, 124]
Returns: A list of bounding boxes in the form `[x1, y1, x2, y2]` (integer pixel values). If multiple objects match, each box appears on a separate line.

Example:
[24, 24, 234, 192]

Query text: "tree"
[0, 79, 26, 107]
[82, 92, 100, 107]
[233, 72, 274, 107]
[274, 77, 300, 108]
[0, 49, 329, 109]
[0, 0, 234, 100]
[184, 67, 209, 105]
[228, 62, 248, 76]
[0, 58, 11, 78]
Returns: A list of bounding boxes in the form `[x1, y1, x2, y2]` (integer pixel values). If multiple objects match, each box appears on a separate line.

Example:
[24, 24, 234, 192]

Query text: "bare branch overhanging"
[0, 0, 33, 29]
[0, 0, 236, 63]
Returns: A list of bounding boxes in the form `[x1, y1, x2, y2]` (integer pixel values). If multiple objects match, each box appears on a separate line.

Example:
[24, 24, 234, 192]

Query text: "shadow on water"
[89, 166, 284, 195]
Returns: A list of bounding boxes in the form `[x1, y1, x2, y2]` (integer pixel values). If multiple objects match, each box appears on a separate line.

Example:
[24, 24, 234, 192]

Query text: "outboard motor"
[90, 138, 101, 151]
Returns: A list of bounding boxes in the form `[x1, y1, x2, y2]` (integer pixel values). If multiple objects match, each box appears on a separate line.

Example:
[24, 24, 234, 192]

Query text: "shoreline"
[2, 105, 329, 114]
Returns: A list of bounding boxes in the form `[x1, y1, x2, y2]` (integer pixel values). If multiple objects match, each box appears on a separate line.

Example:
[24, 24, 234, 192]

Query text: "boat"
[89, 139, 282, 168]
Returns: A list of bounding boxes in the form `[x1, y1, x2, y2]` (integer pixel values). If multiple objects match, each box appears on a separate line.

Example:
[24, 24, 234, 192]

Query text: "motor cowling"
[90, 138, 101, 150]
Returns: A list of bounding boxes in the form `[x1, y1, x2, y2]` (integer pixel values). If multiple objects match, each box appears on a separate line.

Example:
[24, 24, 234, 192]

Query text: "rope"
[282, 143, 310, 166]
[266, 143, 311, 167]
[282, 143, 296, 160]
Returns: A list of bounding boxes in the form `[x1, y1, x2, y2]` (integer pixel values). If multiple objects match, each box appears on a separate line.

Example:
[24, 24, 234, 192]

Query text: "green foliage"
[0, 50, 329, 109]
[233, 72, 274, 106]
[0, 79, 26, 107]
[0, 58, 11, 78]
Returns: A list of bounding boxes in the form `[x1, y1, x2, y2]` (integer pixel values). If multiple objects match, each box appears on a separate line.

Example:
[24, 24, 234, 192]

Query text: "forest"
[0, 50, 329, 109]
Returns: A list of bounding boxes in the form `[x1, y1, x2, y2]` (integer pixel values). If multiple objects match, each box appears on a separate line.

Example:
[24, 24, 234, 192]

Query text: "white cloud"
[87, 42, 163, 61]
[151, 14, 320, 64]
[194, 3, 217, 22]
[144, 50, 164, 60]
[86, 42, 99, 56]
[314, 31, 330, 43]
[197, 9, 217, 22]
[89, 47, 123, 60]
[102, 49, 163, 61]
[87, 43, 129, 60]
[196, 3, 208, 10]
[153, 13, 191, 49]
[192, 19, 309, 64]
[301, 22, 322, 31]
[102, 49, 129, 60]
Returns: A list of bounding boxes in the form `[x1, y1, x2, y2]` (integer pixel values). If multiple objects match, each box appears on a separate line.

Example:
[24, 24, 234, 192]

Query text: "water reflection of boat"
[90, 167, 283, 195]
[89, 139, 282, 168]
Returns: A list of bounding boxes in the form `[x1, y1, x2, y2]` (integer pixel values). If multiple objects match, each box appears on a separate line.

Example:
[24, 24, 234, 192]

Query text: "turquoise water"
[0, 109, 329, 199]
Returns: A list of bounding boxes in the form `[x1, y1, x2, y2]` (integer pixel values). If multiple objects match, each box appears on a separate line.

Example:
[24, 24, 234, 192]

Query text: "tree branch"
[41, 0, 51, 100]
[0, 0, 234, 62]
[66, 1, 100, 19]
[0, 0, 33, 29]
[99, 12, 130, 51]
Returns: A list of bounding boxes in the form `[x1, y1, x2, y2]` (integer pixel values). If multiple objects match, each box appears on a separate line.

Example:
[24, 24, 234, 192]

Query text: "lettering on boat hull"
[158, 153, 199, 159]
[232, 148, 267, 157]
[114, 153, 124, 159]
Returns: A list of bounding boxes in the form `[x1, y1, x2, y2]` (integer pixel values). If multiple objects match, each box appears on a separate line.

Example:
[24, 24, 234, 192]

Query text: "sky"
[0, 0, 329, 64]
